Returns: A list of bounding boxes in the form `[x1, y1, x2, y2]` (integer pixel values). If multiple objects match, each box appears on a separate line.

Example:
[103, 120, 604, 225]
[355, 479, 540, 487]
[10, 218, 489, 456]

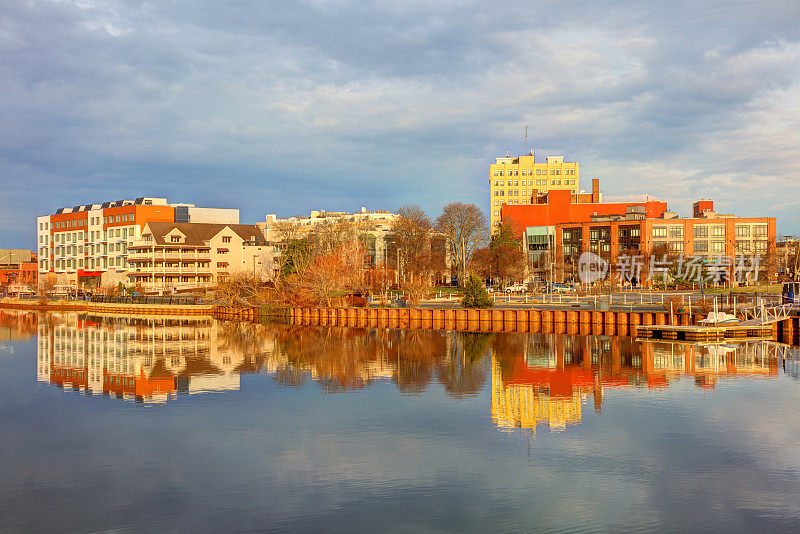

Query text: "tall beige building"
[489, 151, 579, 231]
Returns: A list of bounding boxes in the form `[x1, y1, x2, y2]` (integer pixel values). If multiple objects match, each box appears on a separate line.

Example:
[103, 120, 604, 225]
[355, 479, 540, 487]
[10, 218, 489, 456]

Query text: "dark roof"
[144, 222, 266, 246]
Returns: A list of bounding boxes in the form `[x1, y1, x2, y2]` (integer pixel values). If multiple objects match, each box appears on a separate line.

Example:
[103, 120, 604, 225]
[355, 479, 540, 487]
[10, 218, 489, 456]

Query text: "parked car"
[505, 283, 527, 293]
[551, 283, 572, 293]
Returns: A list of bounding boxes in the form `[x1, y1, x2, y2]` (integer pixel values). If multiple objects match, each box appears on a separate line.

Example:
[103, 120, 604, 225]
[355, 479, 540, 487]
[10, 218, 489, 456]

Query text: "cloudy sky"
[1, 0, 799, 248]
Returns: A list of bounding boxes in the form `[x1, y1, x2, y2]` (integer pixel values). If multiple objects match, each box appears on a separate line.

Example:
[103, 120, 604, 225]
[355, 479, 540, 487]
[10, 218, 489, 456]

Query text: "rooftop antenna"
[523, 124, 528, 155]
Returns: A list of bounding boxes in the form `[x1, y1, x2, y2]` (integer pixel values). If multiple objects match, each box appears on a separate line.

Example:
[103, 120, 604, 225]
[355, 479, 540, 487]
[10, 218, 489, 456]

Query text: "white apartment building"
[36, 197, 239, 288]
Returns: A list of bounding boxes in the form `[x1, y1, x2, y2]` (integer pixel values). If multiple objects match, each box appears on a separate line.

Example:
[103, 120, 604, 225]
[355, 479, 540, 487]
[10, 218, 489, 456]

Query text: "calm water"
[2, 310, 800, 533]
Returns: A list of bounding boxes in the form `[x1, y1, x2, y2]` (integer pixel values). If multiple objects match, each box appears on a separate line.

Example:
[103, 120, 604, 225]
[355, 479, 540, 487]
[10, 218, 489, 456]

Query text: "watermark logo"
[575, 253, 764, 284]
[578, 251, 609, 284]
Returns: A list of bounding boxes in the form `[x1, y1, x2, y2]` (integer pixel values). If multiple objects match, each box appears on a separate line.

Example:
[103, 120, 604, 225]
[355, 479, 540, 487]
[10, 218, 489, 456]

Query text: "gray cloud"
[1, 0, 800, 247]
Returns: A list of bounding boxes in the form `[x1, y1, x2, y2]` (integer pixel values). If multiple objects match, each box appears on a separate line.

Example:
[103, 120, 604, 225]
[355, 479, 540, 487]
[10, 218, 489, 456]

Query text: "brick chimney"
[592, 178, 600, 203]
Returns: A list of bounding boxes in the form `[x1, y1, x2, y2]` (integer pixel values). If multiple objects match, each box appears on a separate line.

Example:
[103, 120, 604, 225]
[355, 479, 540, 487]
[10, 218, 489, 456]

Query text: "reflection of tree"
[276, 326, 394, 392]
[436, 333, 491, 397]
[493, 332, 530, 378]
[391, 330, 445, 394]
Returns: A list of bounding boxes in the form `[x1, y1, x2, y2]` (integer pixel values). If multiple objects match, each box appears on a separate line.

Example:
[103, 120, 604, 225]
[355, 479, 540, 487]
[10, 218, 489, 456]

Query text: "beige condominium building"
[128, 222, 267, 294]
[489, 151, 579, 232]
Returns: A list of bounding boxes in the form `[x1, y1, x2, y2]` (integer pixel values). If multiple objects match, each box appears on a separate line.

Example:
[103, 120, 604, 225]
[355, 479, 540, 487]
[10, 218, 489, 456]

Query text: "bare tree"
[39, 272, 57, 296]
[215, 273, 269, 307]
[392, 206, 437, 306]
[269, 220, 305, 243]
[435, 202, 489, 285]
[467, 220, 526, 288]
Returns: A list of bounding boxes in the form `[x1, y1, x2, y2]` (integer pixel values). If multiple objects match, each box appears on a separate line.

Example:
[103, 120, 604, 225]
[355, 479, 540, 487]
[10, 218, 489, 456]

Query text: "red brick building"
[503, 191, 777, 285]
[501, 179, 669, 229]
[0, 249, 38, 290]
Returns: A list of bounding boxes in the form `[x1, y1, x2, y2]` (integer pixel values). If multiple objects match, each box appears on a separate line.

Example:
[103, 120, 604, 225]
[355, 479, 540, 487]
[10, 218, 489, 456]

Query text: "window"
[222, 236, 231, 243]
[652, 227, 667, 238]
[693, 226, 708, 239]
[171, 236, 181, 243]
[753, 225, 767, 237]
[494, 180, 499, 186]
[736, 240, 750, 252]
[103, 216, 107, 224]
[494, 200, 499, 206]
[556, 169, 561, 175]
[669, 226, 683, 239]
[754, 241, 768, 252]
[536, 169, 541, 175]
[494, 190, 499, 196]
[694, 241, 709, 253]
[735, 225, 750, 238]
[493, 171, 499, 176]
[499, 170, 504, 176]
[550, 169, 555, 175]
[494, 211, 499, 217]
[710, 225, 725, 238]
[711, 241, 725, 253]
[514, 180, 519, 186]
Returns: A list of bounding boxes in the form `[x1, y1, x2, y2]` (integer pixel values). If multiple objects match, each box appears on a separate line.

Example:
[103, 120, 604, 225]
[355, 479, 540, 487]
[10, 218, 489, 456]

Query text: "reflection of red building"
[103, 371, 175, 398]
[492, 334, 779, 433]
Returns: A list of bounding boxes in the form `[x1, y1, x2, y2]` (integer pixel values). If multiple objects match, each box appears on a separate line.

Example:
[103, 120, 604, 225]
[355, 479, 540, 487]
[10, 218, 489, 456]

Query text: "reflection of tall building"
[490, 334, 780, 434]
[36, 314, 273, 403]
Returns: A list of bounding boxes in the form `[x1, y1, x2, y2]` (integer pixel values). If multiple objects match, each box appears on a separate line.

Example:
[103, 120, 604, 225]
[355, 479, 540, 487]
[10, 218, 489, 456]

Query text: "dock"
[637, 324, 774, 342]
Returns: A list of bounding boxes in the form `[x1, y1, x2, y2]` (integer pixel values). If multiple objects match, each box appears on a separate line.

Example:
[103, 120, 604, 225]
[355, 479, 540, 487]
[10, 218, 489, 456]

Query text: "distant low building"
[258, 207, 399, 268]
[0, 249, 38, 291]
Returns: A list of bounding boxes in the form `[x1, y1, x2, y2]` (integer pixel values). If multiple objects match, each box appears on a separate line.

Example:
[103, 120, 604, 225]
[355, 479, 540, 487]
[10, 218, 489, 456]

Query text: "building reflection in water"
[34, 314, 492, 403]
[37, 313, 259, 403]
[490, 333, 786, 435]
[24, 311, 800, 422]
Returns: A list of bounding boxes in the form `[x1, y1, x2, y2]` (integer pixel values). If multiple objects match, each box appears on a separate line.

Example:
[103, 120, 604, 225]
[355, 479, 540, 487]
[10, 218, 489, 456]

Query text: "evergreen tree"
[461, 273, 493, 308]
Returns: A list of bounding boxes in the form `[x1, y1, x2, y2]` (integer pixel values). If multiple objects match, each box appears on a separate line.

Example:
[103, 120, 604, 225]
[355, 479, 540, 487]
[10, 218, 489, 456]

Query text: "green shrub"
[461, 273, 493, 308]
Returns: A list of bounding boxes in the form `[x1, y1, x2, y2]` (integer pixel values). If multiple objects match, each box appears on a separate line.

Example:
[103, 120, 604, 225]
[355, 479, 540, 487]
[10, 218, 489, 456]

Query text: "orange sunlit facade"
[491, 334, 780, 434]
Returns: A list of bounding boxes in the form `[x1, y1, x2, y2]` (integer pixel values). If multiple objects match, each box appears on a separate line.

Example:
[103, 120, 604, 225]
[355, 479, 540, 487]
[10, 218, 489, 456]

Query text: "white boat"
[698, 311, 740, 326]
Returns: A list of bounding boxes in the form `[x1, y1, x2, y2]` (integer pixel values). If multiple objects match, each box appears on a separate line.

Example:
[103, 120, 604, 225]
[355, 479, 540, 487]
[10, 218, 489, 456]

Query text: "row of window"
[494, 179, 576, 187]
[652, 224, 768, 239]
[40, 227, 138, 245]
[493, 169, 576, 176]
[39, 213, 136, 232]
[41, 256, 127, 270]
[651, 226, 684, 239]
[50, 242, 129, 258]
